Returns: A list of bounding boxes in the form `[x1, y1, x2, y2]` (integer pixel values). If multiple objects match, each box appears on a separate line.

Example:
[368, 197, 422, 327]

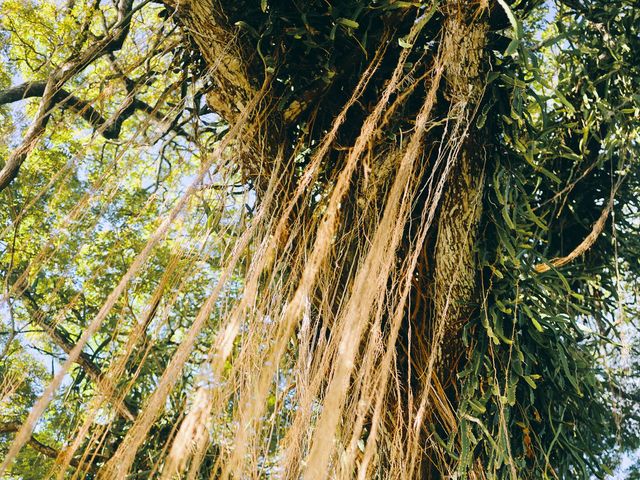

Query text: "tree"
[0, 0, 638, 478]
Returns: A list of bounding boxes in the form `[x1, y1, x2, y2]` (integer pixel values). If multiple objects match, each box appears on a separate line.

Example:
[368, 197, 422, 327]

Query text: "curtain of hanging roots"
[1, 3, 490, 479]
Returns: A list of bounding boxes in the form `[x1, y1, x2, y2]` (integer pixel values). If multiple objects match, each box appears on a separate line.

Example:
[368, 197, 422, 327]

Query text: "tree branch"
[21, 289, 137, 421]
[0, 421, 97, 472]
[534, 180, 621, 273]
[0, 80, 191, 142]
[0, 0, 136, 192]
[168, 0, 258, 127]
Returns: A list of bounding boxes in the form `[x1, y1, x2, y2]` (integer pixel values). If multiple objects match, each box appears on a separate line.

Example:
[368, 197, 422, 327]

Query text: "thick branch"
[0, 0, 135, 192]
[107, 0, 135, 52]
[169, 0, 257, 125]
[167, 0, 286, 188]
[1, 81, 121, 139]
[0, 81, 191, 142]
[0, 421, 96, 472]
[21, 290, 137, 421]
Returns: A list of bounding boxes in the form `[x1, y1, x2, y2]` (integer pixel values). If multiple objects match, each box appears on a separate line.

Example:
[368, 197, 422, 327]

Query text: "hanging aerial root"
[51, 251, 193, 478]
[0, 70, 271, 478]
[154, 65, 380, 476]
[302, 50, 446, 480]
[213, 18, 438, 479]
[534, 179, 622, 273]
[95, 122, 279, 479]
[157, 29, 413, 480]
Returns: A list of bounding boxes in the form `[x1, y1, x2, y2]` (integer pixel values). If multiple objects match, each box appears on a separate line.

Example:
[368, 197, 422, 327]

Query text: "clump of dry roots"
[1, 5, 489, 479]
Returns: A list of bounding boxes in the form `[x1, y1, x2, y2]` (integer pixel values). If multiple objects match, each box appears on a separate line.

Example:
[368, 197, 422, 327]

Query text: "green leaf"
[234, 20, 260, 39]
[523, 375, 538, 389]
[530, 317, 544, 332]
[499, 73, 527, 88]
[504, 38, 520, 57]
[384, 1, 421, 9]
[398, 37, 412, 49]
[468, 399, 487, 414]
[554, 89, 577, 115]
[336, 18, 359, 29]
[497, 0, 523, 40]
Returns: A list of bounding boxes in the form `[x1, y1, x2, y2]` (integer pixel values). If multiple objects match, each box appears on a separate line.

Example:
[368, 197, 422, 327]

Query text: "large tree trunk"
[434, 142, 485, 388]
[407, 4, 489, 476]
[177, 0, 490, 476]
[434, 7, 488, 387]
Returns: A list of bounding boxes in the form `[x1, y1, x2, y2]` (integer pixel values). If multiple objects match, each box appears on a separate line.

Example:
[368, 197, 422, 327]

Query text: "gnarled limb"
[167, 0, 318, 188]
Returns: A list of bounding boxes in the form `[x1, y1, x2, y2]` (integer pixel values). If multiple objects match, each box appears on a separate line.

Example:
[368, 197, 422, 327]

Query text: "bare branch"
[534, 180, 622, 273]
[0, 80, 192, 144]
[1, 81, 120, 139]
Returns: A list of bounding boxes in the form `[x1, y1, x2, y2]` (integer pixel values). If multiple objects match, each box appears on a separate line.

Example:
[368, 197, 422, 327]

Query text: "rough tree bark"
[173, 0, 490, 476]
[434, 3, 488, 388]
[168, 0, 287, 188]
[406, 4, 489, 476]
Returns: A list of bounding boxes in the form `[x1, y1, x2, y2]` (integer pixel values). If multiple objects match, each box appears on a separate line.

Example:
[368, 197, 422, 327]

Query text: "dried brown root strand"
[534, 182, 620, 274]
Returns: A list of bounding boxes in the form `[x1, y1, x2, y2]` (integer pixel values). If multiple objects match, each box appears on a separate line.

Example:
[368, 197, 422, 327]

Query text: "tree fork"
[0, 0, 135, 192]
